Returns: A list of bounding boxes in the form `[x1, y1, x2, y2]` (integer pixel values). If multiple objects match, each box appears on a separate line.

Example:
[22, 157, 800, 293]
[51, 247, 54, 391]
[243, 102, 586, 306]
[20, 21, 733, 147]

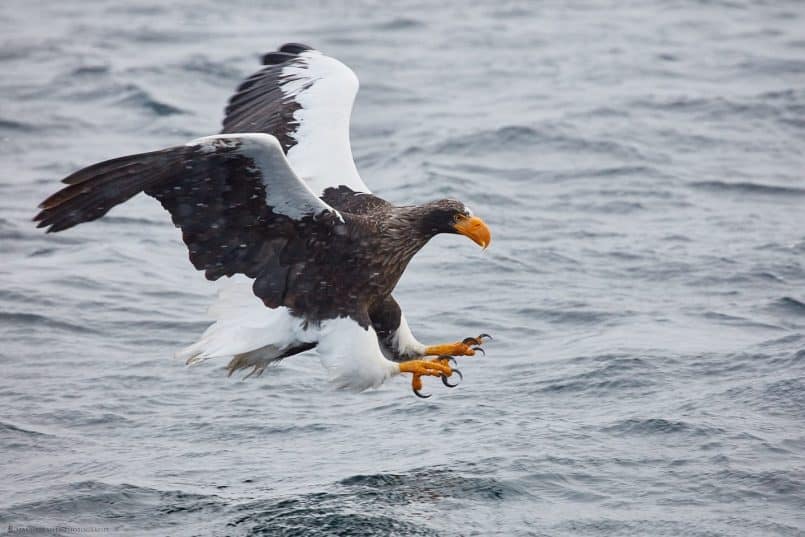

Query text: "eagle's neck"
[378, 205, 437, 272]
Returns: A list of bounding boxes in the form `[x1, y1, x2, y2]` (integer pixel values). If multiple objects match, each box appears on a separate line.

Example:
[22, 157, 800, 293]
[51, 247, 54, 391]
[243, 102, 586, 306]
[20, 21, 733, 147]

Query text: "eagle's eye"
[453, 213, 465, 223]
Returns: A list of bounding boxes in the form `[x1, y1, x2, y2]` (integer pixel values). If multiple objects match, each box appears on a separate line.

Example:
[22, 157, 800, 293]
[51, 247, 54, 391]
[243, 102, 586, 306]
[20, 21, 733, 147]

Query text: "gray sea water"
[2, 1, 805, 535]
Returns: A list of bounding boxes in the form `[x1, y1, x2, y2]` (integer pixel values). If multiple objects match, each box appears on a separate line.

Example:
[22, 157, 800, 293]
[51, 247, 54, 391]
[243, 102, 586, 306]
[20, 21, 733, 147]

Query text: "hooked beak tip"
[454, 215, 491, 249]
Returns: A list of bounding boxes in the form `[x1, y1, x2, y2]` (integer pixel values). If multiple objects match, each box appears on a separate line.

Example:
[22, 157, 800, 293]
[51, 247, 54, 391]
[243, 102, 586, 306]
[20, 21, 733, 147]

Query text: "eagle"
[34, 43, 492, 398]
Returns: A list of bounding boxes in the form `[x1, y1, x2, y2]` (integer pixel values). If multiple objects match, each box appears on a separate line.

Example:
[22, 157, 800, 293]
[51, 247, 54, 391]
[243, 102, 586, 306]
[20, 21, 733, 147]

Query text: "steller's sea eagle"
[34, 43, 492, 398]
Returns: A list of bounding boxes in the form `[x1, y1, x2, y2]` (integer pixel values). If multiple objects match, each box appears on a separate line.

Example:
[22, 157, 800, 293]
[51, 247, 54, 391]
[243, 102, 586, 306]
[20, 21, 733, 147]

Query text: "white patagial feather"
[280, 51, 371, 196]
[316, 317, 400, 391]
[185, 133, 342, 222]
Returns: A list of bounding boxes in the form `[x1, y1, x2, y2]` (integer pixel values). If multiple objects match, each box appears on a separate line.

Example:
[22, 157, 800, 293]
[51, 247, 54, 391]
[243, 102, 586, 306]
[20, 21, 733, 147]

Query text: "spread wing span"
[221, 43, 370, 196]
[34, 133, 344, 309]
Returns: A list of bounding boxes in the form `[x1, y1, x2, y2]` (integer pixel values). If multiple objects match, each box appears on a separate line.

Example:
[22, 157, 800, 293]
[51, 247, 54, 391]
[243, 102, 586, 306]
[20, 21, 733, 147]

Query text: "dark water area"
[2, 1, 804, 535]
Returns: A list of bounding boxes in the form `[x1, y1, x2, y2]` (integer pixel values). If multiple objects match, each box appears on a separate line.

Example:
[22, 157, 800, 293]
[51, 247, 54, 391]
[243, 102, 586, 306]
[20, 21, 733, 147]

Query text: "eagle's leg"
[424, 334, 492, 357]
[398, 359, 462, 398]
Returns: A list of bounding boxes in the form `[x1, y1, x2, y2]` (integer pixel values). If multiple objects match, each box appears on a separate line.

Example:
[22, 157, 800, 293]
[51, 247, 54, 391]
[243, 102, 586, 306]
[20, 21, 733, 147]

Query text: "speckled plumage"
[34, 135, 468, 333]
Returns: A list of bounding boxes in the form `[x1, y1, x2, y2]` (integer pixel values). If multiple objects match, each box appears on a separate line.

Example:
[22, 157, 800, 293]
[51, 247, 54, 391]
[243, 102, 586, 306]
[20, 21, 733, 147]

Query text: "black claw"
[441, 368, 463, 388]
[472, 346, 486, 356]
[463, 334, 493, 347]
[413, 387, 432, 399]
[438, 355, 457, 366]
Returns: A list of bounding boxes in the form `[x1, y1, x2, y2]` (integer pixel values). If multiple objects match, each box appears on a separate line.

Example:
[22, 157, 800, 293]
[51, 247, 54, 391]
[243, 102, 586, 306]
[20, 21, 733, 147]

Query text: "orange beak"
[453, 216, 491, 249]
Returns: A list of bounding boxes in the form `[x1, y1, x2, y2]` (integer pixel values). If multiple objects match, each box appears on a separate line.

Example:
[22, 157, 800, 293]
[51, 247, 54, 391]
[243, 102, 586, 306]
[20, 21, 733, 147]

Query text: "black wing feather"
[34, 135, 345, 311]
[221, 45, 312, 150]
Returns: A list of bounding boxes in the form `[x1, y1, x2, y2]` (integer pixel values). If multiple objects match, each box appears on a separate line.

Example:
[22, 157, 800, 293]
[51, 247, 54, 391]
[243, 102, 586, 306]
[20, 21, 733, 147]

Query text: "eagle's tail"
[176, 275, 317, 377]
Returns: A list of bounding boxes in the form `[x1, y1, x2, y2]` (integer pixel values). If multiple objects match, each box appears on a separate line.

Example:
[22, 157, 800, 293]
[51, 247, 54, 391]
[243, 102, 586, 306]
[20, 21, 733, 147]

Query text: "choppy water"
[2, 1, 805, 535]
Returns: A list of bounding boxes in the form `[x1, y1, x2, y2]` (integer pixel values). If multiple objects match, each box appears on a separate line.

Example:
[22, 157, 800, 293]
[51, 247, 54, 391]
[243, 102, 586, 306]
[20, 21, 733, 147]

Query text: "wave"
[435, 125, 645, 161]
[229, 500, 437, 537]
[373, 17, 425, 30]
[532, 355, 657, 394]
[701, 311, 784, 330]
[759, 378, 805, 418]
[0, 118, 38, 133]
[708, 468, 805, 506]
[603, 418, 725, 437]
[629, 90, 805, 128]
[229, 468, 523, 536]
[179, 54, 242, 81]
[690, 180, 805, 196]
[339, 468, 526, 502]
[3, 481, 225, 531]
[19, 70, 188, 117]
[770, 296, 805, 316]
[116, 87, 186, 116]
[516, 306, 621, 326]
[0, 420, 51, 438]
[0, 311, 98, 334]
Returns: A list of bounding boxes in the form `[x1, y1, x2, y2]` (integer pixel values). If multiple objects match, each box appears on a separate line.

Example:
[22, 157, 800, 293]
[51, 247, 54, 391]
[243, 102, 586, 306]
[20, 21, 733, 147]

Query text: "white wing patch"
[187, 133, 343, 222]
[280, 51, 370, 196]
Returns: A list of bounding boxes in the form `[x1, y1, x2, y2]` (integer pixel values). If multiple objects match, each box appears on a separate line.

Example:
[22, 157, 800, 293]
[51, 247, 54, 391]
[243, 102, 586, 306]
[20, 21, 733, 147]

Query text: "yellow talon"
[398, 359, 453, 377]
[424, 334, 490, 357]
[399, 359, 455, 398]
[425, 342, 474, 357]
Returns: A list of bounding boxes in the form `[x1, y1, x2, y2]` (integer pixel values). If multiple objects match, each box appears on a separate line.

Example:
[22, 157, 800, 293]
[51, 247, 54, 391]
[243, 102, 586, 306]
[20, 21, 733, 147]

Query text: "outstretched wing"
[34, 133, 345, 310]
[221, 43, 370, 197]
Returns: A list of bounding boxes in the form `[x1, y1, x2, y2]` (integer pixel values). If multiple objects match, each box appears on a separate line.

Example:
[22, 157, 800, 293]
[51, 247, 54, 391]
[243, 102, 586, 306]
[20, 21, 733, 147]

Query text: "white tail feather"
[176, 275, 314, 365]
[177, 277, 400, 391]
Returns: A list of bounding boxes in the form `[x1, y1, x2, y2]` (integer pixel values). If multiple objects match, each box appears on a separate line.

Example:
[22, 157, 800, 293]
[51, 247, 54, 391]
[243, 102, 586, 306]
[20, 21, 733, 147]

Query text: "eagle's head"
[419, 199, 492, 249]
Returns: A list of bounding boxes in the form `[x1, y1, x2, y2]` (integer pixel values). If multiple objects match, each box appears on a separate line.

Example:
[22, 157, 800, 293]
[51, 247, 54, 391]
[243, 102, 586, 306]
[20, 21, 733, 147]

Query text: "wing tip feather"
[278, 43, 314, 55]
[261, 43, 315, 66]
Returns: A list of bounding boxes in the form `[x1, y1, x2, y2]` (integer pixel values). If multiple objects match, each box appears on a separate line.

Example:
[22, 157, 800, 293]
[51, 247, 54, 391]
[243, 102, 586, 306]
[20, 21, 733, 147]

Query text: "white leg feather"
[316, 318, 399, 391]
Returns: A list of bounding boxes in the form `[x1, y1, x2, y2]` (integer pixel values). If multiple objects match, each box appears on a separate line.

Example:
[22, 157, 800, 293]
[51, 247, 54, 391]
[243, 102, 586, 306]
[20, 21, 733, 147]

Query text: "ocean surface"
[2, 1, 804, 535]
